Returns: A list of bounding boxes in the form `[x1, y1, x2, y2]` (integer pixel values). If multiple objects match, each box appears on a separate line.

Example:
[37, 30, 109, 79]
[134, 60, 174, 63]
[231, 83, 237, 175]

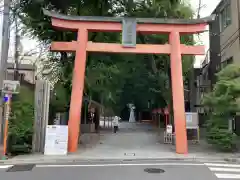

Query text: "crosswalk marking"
[0, 165, 13, 169]
[215, 173, 240, 179]
[205, 163, 240, 168]
[209, 167, 240, 172]
[205, 163, 240, 179]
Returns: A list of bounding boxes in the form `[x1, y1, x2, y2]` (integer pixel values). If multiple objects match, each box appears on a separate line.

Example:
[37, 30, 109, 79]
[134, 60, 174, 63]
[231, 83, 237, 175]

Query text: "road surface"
[0, 160, 239, 179]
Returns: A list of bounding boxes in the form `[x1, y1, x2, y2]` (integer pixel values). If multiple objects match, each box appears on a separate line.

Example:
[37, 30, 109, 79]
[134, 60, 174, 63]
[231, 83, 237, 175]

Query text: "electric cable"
[202, 26, 240, 66]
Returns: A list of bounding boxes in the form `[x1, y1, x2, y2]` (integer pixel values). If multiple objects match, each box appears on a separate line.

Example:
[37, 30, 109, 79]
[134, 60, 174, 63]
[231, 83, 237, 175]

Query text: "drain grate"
[6, 164, 36, 172]
[144, 168, 165, 174]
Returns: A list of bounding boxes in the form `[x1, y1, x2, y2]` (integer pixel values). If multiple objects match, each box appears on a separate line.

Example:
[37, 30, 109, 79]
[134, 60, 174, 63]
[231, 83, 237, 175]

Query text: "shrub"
[202, 64, 240, 152]
[7, 85, 34, 155]
[206, 126, 237, 152]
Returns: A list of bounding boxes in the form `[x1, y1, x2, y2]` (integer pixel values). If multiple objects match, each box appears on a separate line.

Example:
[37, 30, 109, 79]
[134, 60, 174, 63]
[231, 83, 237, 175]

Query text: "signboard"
[3, 94, 11, 104]
[3, 95, 9, 103]
[166, 125, 172, 134]
[185, 112, 199, 128]
[122, 18, 137, 47]
[44, 125, 68, 155]
[186, 113, 192, 123]
[2, 80, 20, 94]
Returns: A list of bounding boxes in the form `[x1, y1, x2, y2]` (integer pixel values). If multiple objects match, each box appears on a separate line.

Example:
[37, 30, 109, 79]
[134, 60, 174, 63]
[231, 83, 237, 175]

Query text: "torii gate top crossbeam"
[43, 9, 215, 25]
[43, 9, 215, 34]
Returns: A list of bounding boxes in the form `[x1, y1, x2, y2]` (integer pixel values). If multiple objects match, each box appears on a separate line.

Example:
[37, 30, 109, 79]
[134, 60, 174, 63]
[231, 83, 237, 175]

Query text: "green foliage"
[16, 0, 195, 115]
[206, 127, 237, 152]
[202, 64, 240, 152]
[50, 82, 69, 112]
[8, 86, 34, 155]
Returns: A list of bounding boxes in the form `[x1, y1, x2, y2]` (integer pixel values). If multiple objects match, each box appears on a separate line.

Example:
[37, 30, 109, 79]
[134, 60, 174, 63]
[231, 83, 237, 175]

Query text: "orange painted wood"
[87, 43, 205, 55]
[51, 41, 77, 52]
[169, 31, 188, 154]
[51, 41, 205, 55]
[87, 43, 171, 54]
[67, 29, 88, 152]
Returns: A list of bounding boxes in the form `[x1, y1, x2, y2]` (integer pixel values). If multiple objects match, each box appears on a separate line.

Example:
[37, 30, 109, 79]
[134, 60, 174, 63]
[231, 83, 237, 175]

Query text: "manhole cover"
[144, 168, 165, 174]
[124, 153, 135, 156]
[6, 164, 35, 172]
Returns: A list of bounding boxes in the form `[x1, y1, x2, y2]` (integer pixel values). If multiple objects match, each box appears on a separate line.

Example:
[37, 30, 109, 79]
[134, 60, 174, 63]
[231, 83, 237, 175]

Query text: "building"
[6, 55, 38, 84]
[195, 0, 240, 106]
[208, 0, 240, 84]
[193, 0, 240, 133]
[6, 63, 36, 84]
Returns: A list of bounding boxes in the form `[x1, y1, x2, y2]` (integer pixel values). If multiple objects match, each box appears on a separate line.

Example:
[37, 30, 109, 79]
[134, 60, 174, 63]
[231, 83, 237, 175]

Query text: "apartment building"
[194, 0, 240, 133]
[208, 0, 240, 83]
[196, 0, 240, 103]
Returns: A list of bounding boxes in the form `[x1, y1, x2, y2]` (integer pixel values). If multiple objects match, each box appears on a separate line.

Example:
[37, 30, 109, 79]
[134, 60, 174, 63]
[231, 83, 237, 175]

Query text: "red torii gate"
[43, 9, 215, 154]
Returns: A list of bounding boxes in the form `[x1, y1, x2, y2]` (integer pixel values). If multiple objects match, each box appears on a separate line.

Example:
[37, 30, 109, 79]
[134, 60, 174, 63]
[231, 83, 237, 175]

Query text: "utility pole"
[0, 0, 11, 144]
[197, 0, 202, 19]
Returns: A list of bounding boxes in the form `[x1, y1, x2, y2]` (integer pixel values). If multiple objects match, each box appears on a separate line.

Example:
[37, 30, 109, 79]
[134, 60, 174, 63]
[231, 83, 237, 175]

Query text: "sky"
[0, 0, 222, 66]
[190, 0, 222, 67]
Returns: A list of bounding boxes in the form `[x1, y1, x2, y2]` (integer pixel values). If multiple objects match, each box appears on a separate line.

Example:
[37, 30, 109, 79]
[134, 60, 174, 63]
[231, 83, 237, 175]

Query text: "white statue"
[128, 103, 136, 123]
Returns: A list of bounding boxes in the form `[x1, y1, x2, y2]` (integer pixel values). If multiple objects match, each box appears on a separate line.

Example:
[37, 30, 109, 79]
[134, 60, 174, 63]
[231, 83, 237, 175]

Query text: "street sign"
[3, 96, 8, 103]
[122, 18, 137, 48]
[2, 80, 20, 94]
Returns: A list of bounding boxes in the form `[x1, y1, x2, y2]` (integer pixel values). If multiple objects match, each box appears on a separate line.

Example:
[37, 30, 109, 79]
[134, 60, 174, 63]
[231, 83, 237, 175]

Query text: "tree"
[16, 0, 194, 116]
[202, 64, 240, 151]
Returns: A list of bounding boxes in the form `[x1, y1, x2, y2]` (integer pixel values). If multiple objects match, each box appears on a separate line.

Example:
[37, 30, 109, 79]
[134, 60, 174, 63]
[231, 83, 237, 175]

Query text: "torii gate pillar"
[43, 9, 215, 154]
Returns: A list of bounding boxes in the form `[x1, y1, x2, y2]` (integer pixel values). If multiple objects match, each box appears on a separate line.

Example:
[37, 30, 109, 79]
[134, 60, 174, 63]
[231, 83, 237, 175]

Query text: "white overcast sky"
[0, 0, 221, 66]
[190, 0, 221, 67]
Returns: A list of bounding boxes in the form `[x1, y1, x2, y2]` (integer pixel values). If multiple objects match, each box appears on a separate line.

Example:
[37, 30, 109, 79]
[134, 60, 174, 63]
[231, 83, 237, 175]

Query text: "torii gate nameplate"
[122, 18, 137, 48]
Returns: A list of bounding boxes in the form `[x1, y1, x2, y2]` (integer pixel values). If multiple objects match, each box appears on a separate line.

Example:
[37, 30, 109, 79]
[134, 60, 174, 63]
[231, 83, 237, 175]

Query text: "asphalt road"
[0, 160, 239, 180]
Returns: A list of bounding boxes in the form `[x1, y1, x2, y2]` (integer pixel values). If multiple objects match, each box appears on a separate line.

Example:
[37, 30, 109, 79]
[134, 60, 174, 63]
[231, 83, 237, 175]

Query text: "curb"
[224, 157, 240, 163]
[0, 156, 238, 165]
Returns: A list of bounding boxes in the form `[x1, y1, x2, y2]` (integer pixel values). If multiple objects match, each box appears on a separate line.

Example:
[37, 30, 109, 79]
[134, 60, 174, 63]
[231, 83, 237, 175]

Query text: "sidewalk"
[1, 123, 240, 165]
[1, 133, 240, 165]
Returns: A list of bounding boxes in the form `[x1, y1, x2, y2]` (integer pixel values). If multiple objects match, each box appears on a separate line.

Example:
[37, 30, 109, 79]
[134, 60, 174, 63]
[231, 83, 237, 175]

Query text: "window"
[220, 4, 231, 32]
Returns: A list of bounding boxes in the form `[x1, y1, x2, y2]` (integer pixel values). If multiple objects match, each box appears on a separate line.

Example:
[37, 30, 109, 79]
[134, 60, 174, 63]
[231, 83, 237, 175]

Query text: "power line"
[220, 33, 240, 53]
[219, 27, 240, 49]
[202, 25, 240, 66]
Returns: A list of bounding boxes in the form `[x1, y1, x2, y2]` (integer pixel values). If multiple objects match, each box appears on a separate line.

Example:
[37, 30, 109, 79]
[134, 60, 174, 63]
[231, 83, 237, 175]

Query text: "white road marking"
[205, 163, 240, 168]
[205, 163, 240, 179]
[215, 173, 240, 179]
[0, 165, 13, 169]
[209, 167, 240, 172]
[36, 162, 204, 168]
